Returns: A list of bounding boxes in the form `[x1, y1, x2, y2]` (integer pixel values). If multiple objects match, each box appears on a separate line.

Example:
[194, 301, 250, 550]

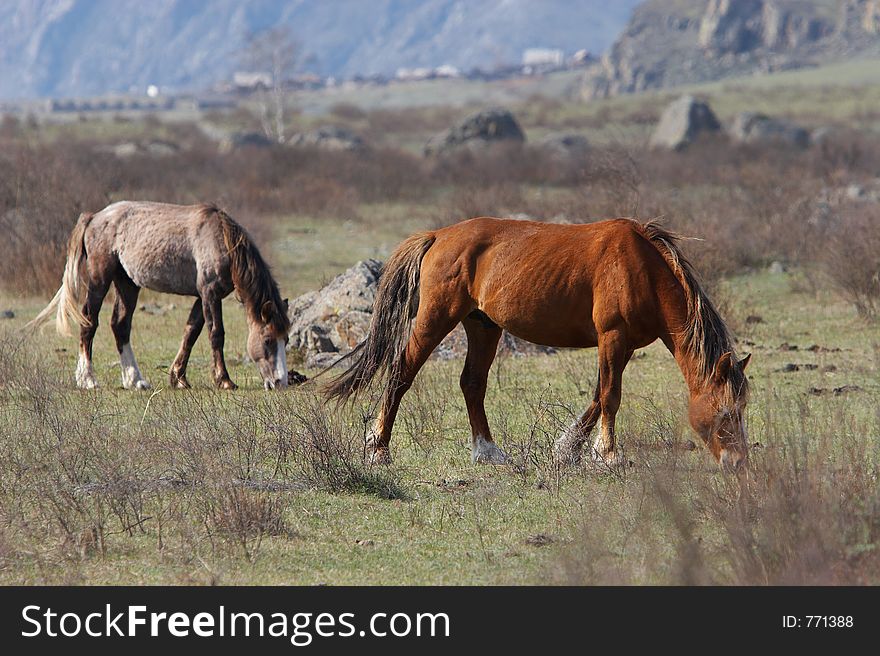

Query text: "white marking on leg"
[365, 428, 391, 464]
[472, 435, 508, 465]
[555, 411, 586, 464]
[75, 352, 98, 389]
[120, 343, 150, 390]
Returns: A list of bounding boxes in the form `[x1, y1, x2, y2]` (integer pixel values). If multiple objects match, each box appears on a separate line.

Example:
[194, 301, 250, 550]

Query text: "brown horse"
[326, 217, 751, 470]
[28, 201, 290, 391]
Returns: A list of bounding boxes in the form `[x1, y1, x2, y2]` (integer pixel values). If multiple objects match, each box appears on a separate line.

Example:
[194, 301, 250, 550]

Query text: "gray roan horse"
[29, 201, 290, 390]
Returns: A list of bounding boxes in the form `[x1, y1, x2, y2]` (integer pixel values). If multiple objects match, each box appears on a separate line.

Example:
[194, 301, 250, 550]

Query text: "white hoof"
[554, 434, 582, 466]
[134, 379, 151, 391]
[365, 431, 392, 465]
[590, 435, 624, 468]
[472, 436, 508, 465]
[77, 376, 98, 390]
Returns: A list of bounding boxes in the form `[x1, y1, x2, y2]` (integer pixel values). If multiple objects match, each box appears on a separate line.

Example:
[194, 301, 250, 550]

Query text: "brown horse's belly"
[479, 299, 598, 349]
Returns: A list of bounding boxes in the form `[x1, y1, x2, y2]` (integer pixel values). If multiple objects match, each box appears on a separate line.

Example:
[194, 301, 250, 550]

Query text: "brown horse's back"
[421, 217, 684, 349]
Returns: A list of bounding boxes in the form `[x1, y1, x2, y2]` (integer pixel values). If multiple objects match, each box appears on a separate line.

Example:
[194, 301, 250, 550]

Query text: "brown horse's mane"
[203, 204, 290, 335]
[635, 220, 746, 396]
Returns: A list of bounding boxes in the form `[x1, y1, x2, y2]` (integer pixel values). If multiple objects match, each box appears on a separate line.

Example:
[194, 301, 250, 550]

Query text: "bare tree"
[241, 27, 298, 143]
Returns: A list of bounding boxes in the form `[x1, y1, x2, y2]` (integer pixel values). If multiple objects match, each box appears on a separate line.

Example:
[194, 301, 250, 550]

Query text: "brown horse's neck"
[660, 294, 709, 397]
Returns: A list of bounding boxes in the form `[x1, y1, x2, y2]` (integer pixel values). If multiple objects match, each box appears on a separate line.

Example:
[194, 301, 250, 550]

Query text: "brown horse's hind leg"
[460, 314, 507, 464]
[555, 349, 633, 465]
[368, 314, 462, 465]
[111, 274, 149, 390]
[169, 298, 204, 389]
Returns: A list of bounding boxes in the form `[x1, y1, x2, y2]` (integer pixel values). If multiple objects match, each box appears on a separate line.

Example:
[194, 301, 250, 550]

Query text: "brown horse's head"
[246, 299, 290, 390]
[688, 352, 751, 471]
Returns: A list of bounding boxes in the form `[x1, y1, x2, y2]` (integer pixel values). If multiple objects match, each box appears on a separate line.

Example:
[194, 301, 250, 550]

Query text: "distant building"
[434, 64, 461, 78]
[233, 71, 272, 91]
[395, 67, 433, 81]
[522, 48, 564, 67]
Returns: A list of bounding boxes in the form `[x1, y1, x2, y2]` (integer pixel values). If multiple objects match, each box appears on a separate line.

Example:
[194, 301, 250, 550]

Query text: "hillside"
[582, 0, 880, 98]
[0, 0, 639, 100]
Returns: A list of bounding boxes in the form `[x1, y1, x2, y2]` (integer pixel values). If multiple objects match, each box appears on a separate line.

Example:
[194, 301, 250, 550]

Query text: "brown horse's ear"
[282, 298, 289, 313]
[714, 352, 733, 384]
[739, 353, 752, 372]
[261, 301, 276, 324]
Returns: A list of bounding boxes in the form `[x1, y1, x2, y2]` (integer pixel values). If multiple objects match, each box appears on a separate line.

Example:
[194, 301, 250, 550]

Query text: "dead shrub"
[814, 204, 880, 318]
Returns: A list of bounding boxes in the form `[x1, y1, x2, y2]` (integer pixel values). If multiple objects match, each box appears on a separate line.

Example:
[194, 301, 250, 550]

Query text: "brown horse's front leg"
[169, 298, 204, 389]
[202, 293, 237, 390]
[556, 348, 633, 466]
[592, 331, 629, 467]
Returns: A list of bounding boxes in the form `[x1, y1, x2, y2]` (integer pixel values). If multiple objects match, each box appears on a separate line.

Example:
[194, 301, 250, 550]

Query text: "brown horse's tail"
[324, 232, 436, 402]
[26, 212, 94, 336]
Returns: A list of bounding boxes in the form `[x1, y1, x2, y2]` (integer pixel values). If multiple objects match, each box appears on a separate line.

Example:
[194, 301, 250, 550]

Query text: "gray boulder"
[287, 259, 382, 367]
[538, 133, 590, 159]
[729, 112, 810, 148]
[425, 108, 525, 156]
[649, 95, 721, 150]
[220, 131, 274, 152]
[287, 126, 365, 152]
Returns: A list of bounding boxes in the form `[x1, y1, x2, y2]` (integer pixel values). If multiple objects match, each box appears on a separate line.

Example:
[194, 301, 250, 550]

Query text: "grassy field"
[1, 206, 877, 585]
[1, 59, 880, 584]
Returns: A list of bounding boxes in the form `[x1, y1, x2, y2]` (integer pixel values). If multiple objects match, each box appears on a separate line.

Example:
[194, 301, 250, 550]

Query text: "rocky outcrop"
[219, 131, 274, 152]
[729, 112, 810, 147]
[650, 95, 721, 150]
[287, 126, 365, 152]
[424, 108, 525, 156]
[287, 259, 381, 367]
[538, 133, 590, 159]
[288, 258, 555, 368]
[582, 0, 879, 100]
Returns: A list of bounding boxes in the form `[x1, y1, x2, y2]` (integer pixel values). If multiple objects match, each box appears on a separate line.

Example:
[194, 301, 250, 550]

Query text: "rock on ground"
[649, 95, 721, 150]
[424, 108, 525, 156]
[729, 112, 810, 148]
[287, 259, 555, 368]
[286, 126, 365, 152]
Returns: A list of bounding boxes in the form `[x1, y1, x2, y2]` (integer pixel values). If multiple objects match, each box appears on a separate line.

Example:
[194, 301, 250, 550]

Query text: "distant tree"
[241, 27, 299, 143]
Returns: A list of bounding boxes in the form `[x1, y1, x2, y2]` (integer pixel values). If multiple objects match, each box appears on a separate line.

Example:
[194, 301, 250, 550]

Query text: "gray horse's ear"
[714, 352, 733, 384]
[261, 300, 276, 323]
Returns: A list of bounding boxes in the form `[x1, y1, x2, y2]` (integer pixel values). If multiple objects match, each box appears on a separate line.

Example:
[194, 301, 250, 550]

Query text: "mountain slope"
[0, 0, 640, 99]
[582, 0, 880, 98]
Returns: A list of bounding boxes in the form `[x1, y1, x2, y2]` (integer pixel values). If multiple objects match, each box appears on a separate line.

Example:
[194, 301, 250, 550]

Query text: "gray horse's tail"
[324, 232, 436, 402]
[26, 212, 94, 336]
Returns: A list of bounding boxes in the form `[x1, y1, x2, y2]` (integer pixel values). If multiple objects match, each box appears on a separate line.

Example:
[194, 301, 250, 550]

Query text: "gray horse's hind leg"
[111, 275, 149, 390]
[169, 298, 204, 389]
[77, 279, 112, 389]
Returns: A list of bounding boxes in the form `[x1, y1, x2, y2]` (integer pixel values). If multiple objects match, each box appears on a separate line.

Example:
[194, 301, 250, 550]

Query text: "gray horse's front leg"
[201, 291, 237, 390]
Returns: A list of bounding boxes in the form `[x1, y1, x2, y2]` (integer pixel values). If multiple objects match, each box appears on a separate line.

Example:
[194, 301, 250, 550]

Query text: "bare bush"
[814, 205, 880, 318]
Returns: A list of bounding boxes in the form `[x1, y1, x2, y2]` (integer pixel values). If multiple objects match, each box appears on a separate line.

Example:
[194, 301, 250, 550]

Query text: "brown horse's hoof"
[472, 436, 508, 464]
[217, 379, 238, 391]
[367, 448, 392, 466]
